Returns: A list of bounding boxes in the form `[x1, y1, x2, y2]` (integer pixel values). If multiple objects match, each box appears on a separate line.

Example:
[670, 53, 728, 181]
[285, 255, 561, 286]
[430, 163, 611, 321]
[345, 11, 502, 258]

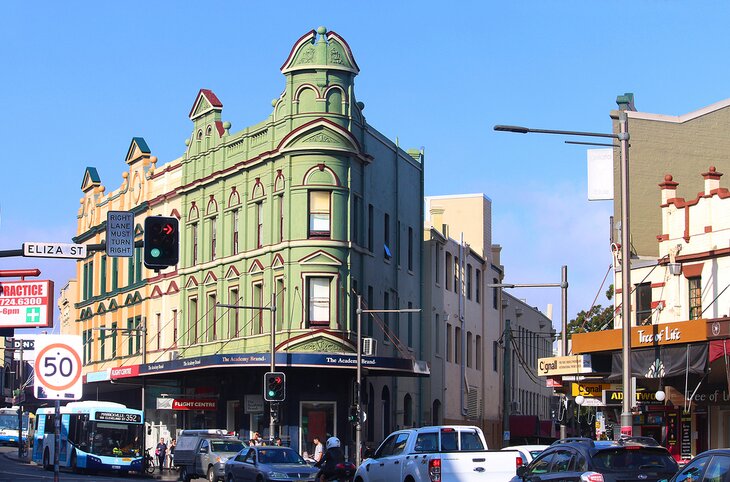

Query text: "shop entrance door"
[300, 402, 335, 457]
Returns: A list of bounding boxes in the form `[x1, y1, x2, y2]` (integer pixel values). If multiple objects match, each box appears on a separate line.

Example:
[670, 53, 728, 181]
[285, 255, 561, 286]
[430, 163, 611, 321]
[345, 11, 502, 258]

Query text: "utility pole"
[502, 318, 511, 446]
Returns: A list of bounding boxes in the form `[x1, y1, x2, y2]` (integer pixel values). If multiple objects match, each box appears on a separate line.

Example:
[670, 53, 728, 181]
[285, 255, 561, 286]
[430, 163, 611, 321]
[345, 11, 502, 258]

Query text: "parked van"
[174, 429, 245, 482]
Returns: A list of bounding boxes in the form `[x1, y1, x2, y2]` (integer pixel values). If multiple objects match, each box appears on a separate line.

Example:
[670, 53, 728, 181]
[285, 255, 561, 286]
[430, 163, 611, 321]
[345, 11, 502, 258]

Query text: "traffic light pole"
[217, 291, 278, 440]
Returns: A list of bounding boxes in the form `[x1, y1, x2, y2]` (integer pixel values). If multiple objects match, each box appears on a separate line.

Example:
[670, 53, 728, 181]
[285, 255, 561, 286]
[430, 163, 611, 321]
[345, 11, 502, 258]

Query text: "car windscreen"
[592, 447, 678, 472]
[258, 448, 308, 465]
[211, 441, 245, 453]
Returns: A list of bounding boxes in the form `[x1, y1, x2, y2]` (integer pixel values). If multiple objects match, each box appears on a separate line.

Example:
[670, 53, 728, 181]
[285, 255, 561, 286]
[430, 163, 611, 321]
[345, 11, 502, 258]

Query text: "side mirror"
[363, 448, 374, 459]
[516, 465, 527, 477]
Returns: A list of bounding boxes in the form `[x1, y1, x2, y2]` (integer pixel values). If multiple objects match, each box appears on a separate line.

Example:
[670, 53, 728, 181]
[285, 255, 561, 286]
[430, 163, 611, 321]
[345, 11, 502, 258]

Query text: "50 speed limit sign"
[33, 335, 83, 400]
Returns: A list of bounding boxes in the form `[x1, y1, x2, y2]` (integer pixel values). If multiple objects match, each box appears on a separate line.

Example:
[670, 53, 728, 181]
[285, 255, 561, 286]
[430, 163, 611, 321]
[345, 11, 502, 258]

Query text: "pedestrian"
[155, 437, 167, 472]
[250, 431, 262, 446]
[313, 436, 324, 463]
[168, 438, 176, 468]
[274, 437, 282, 446]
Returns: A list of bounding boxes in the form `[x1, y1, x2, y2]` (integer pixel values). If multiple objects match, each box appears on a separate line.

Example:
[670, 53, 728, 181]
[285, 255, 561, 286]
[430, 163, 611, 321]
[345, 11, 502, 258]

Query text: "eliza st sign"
[23, 242, 86, 259]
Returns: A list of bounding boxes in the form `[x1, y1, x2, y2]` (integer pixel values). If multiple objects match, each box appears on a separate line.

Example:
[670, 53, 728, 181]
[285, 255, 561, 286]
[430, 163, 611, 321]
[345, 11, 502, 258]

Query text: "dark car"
[510, 437, 679, 482]
[224, 446, 319, 482]
[665, 449, 730, 482]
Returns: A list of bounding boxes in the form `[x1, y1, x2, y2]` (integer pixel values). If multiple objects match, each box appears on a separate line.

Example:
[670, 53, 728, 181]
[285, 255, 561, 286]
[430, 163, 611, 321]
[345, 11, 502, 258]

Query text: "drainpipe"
[460, 233, 467, 416]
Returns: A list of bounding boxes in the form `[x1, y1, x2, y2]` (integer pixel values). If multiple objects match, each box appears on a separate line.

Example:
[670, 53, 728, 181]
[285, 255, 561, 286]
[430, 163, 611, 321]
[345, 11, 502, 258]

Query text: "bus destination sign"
[96, 411, 142, 423]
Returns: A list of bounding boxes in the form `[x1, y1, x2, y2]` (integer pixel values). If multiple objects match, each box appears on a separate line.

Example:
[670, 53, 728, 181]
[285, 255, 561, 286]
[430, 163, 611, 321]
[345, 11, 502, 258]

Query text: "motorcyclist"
[315, 436, 345, 482]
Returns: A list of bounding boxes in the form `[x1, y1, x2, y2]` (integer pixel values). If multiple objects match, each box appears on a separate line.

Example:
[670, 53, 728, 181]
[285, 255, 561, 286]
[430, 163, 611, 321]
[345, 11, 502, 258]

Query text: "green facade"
[177, 27, 425, 364]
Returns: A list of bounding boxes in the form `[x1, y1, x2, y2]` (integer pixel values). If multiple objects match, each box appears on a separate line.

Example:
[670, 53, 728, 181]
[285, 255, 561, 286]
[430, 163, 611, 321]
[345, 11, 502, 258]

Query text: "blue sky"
[2, 1, 729, 334]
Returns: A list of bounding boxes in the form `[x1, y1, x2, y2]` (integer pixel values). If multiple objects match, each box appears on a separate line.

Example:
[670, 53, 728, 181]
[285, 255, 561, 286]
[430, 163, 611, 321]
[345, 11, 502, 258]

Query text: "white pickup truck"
[354, 425, 522, 482]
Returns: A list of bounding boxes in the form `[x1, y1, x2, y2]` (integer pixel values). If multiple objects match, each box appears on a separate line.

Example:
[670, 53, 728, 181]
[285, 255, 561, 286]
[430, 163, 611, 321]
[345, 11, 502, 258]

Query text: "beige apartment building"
[611, 94, 730, 257]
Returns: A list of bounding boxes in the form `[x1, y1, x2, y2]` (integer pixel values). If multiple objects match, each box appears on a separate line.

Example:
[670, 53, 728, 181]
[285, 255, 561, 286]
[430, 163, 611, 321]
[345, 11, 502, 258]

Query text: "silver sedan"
[225, 446, 320, 482]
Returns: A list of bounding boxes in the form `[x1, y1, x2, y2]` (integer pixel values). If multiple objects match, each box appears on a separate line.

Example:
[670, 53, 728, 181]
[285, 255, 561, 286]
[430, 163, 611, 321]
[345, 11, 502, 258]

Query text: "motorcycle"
[323, 461, 356, 482]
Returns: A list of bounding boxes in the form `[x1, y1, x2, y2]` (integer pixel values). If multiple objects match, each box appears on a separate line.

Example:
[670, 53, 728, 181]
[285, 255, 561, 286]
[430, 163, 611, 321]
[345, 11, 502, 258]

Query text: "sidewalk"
[1, 448, 180, 481]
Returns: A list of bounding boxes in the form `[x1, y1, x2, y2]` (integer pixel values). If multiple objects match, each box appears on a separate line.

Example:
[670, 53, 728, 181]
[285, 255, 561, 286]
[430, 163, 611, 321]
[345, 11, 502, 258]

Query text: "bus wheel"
[42, 449, 51, 471]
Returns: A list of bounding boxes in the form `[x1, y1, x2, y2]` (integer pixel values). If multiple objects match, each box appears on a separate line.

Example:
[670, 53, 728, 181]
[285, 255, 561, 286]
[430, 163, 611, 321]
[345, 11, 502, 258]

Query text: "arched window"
[432, 399, 441, 426]
[403, 394, 413, 427]
[381, 386, 391, 437]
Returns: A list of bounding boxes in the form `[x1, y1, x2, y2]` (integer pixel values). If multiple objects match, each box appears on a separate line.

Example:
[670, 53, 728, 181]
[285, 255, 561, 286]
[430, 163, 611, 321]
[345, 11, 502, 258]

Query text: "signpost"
[0, 279, 54, 328]
[106, 211, 135, 257]
[33, 335, 83, 400]
[22, 242, 86, 259]
[33, 335, 82, 482]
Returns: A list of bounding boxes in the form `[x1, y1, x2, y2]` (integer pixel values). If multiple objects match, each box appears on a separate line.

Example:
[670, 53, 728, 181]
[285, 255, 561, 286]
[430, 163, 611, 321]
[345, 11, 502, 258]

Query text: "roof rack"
[618, 436, 660, 447]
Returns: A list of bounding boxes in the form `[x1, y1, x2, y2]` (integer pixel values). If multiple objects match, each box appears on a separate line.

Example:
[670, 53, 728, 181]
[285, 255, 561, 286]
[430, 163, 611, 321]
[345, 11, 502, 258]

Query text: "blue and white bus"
[32, 401, 144, 474]
[0, 406, 32, 446]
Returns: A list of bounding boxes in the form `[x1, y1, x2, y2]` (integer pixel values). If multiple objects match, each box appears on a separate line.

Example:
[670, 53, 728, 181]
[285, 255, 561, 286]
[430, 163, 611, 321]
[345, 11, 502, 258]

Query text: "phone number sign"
[34, 335, 83, 400]
[0, 280, 54, 328]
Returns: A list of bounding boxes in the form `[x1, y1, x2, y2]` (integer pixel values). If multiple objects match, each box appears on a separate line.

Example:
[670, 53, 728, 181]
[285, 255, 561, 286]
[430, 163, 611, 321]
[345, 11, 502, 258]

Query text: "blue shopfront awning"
[91, 352, 430, 382]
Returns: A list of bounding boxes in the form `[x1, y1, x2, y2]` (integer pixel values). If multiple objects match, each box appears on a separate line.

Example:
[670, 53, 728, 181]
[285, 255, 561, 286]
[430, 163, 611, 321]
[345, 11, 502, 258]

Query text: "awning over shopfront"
[608, 343, 708, 381]
[85, 351, 430, 383]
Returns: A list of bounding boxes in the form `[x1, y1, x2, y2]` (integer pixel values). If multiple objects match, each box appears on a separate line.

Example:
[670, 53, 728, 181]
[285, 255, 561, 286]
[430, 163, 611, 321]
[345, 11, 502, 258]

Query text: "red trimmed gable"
[188, 88, 223, 119]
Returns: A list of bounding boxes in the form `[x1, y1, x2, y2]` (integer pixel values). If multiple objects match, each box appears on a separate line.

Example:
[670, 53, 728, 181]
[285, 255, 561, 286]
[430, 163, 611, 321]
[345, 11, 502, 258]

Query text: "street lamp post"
[355, 297, 420, 466]
[494, 113, 633, 436]
[489, 266, 568, 441]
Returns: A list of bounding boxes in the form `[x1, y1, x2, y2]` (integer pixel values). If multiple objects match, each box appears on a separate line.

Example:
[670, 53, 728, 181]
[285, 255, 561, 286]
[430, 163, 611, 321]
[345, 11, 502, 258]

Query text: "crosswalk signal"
[144, 216, 179, 269]
[348, 406, 359, 425]
[264, 371, 286, 402]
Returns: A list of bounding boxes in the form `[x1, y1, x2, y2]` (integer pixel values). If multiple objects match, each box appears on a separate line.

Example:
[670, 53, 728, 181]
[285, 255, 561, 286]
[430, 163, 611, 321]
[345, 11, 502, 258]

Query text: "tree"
[567, 285, 614, 336]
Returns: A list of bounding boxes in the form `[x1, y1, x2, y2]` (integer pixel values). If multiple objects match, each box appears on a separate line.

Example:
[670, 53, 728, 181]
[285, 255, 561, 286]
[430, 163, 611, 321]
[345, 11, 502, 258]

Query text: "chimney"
[659, 174, 679, 205]
[702, 166, 723, 195]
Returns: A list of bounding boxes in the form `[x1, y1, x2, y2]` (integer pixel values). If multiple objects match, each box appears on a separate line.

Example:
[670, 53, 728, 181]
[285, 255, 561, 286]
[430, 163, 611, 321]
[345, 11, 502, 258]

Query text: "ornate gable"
[278, 118, 361, 155]
[248, 259, 265, 274]
[185, 276, 199, 289]
[299, 249, 341, 266]
[281, 27, 359, 75]
[189, 89, 223, 121]
[279, 330, 355, 353]
[225, 266, 241, 279]
[81, 167, 101, 193]
[150, 286, 163, 299]
[203, 271, 218, 285]
[126, 137, 151, 165]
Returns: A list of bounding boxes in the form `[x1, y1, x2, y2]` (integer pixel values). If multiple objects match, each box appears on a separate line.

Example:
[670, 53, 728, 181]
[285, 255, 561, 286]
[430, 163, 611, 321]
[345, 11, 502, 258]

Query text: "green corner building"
[160, 27, 426, 452]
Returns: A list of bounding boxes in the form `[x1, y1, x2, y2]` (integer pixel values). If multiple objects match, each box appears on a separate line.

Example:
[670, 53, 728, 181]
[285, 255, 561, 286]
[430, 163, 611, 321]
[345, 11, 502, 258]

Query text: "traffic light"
[143, 216, 179, 269]
[348, 406, 359, 425]
[264, 371, 286, 402]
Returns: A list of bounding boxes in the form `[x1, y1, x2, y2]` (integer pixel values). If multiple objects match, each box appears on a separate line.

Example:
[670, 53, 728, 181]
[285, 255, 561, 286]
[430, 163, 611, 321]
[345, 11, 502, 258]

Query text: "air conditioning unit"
[362, 338, 377, 356]
[168, 350, 180, 361]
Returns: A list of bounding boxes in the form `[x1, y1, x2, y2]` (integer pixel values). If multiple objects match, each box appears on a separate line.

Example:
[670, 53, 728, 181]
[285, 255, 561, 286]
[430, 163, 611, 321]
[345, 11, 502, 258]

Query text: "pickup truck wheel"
[207, 466, 217, 482]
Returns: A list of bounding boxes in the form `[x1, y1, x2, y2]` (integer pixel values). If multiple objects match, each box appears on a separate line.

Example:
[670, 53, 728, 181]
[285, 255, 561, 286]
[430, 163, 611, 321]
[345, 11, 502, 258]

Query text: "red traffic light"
[162, 223, 175, 235]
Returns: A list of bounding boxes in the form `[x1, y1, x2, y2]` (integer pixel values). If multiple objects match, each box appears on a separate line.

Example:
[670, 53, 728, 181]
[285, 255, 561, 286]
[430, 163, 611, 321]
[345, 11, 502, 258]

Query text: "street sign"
[106, 211, 135, 257]
[0, 280, 54, 328]
[11, 335, 37, 361]
[33, 335, 83, 400]
[23, 242, 87, 259]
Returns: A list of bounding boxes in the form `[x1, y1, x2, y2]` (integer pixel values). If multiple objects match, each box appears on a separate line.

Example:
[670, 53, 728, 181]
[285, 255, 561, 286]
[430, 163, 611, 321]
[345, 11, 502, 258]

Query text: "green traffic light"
[268, 390, 275, 397]
[151, 248, 161, 258]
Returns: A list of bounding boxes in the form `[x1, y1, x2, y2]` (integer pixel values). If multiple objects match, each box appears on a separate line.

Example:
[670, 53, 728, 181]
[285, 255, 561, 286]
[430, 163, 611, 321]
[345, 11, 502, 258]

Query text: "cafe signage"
[572, 382, 616, 398]
[603, 390, 663, 405]
[537, 355, 592, 377]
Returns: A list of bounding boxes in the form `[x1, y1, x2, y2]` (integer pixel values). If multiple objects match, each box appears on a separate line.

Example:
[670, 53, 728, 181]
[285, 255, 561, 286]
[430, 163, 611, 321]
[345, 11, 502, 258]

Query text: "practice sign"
[0, 280, 54, 328]
[33, 335, 83, 400]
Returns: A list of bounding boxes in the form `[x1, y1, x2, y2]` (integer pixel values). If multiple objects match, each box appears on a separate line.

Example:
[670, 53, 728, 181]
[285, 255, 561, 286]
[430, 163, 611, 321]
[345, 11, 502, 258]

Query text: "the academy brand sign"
[537, 355, 592, 377]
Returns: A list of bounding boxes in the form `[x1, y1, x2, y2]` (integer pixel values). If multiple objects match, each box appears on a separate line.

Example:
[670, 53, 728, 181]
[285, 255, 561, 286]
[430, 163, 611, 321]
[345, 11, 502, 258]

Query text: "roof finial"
[316, 26, 327, 42]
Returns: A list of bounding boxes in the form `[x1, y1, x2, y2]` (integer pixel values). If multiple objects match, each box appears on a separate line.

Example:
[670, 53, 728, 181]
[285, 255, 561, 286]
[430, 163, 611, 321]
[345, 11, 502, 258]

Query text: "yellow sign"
[537, 355, 592, 376]
[572, 382, 615, 397]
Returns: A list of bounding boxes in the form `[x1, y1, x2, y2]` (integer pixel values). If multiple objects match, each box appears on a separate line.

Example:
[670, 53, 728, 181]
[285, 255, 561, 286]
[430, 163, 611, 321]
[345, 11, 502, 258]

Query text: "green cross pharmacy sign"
[0, 279, 54, 329]
[26, 307, 41, 323]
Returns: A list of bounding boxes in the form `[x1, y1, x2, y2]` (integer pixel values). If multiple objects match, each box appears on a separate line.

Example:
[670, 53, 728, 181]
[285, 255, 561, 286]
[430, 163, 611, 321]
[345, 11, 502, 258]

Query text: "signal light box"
[144, 216, 179, 269]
